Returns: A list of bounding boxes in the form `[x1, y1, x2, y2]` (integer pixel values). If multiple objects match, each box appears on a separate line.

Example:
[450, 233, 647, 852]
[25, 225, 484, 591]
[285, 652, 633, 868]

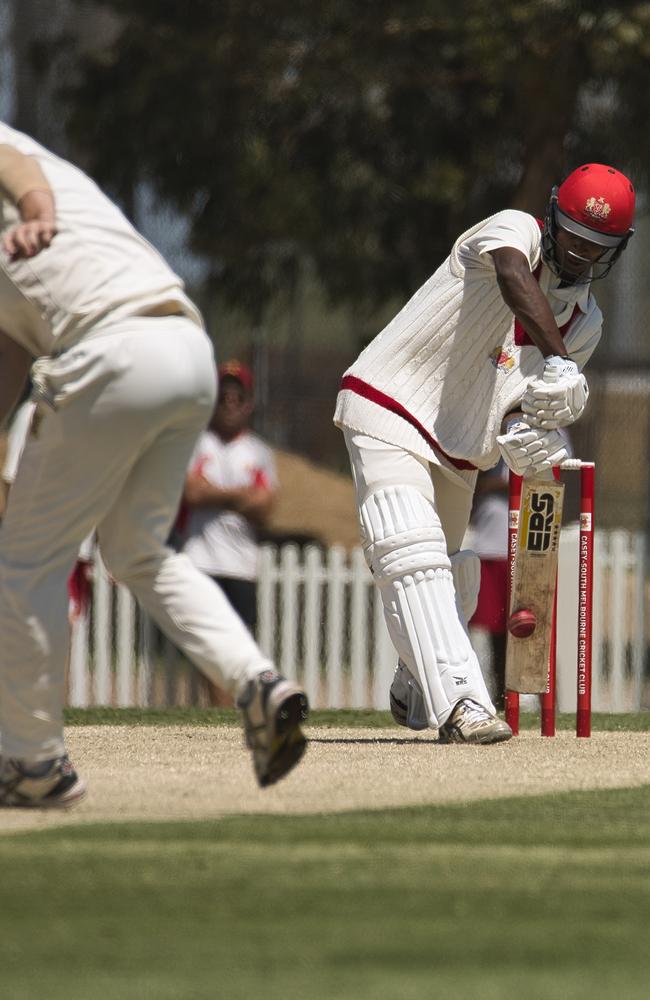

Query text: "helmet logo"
[584, 196, 611, 221]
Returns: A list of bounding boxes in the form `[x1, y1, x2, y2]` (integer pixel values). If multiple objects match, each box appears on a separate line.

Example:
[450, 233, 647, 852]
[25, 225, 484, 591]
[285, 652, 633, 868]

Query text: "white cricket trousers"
[0, 316, 272, 761]
[343, 429, 476, 553]
[343, 430, 494, 724]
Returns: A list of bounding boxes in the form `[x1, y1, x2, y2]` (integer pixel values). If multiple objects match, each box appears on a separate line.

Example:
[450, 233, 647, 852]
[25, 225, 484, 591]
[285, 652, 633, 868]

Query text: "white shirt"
[0, 121, 203, 358]
[181, 430, 277, 581]
[334, 209, 601, 479]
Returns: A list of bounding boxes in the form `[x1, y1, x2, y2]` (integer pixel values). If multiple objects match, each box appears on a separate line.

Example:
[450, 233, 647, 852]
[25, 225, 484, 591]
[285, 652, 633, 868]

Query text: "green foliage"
[65, 1, 650, 313]
[2, 786, 650, 999]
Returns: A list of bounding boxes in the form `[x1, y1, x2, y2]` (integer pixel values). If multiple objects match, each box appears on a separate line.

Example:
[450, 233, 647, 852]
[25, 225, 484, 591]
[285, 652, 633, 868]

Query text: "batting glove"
[497, 420, 569, 476]
[521, 355, 589, 430]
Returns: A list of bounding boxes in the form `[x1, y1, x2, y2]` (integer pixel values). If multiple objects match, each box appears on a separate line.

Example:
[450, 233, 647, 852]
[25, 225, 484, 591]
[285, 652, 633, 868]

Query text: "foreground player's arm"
[490, 247, 570, 359]
[0, 144, 57, 259]
[0, 330, 33, 428]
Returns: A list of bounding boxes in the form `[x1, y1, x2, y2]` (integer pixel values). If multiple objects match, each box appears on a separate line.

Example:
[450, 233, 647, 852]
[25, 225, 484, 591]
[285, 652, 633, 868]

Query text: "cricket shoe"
[0, 754, 86, 808]
[389, 661, 430, 731]
[237, 670, 309, 787]
[439, 699, 513, 745]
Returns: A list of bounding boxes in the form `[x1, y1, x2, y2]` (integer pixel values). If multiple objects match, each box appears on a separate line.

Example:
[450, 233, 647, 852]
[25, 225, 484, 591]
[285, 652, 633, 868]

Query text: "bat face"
[521, 487, 562, 554]
[506, 479, 564, 693]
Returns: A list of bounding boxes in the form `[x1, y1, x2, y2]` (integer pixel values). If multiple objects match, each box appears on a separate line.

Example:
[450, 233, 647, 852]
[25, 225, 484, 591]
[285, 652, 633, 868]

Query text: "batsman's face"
[554, 227, 607, 280]
[211, 378, 254, 439]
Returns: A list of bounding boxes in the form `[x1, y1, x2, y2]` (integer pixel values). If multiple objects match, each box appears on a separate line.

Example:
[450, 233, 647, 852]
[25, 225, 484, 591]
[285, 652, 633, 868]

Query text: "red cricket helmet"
[542, 163, 635, 282]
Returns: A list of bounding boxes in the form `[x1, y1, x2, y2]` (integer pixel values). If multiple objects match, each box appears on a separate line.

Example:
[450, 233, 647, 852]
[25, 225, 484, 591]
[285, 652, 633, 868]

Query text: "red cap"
[217, 359, 254, 393]
[556, 164, 635, 246]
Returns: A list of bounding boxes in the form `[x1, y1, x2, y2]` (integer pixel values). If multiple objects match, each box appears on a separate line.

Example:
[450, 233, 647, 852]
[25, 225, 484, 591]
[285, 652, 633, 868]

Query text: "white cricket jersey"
[0, 122, 203, 357]
[334, 209, 602, 477]
[181, 430, 277, 582]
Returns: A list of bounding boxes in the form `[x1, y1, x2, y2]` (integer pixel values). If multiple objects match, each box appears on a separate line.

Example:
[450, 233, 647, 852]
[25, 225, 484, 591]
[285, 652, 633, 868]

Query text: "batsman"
[335, 163, 634, 742]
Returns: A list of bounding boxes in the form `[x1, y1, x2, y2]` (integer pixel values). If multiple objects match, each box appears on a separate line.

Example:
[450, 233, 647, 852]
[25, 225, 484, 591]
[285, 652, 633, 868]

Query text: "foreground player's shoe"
[389, 660, 430, 731]
[0, 754, 86, 808]
[439, 699, 513, 745]
[237, 669, 309, 787]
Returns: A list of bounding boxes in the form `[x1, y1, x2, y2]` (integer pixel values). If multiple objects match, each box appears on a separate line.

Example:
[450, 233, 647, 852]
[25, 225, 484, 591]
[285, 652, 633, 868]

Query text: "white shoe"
[237, 670, 309, 787]
[439, 699, 512, 745]
[389, 661, 430, 730]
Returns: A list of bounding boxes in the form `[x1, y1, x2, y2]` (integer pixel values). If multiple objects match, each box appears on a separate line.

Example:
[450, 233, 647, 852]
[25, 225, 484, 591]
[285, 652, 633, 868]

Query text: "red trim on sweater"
[514, 286, 581, 347]
[339, 375, 478, 471]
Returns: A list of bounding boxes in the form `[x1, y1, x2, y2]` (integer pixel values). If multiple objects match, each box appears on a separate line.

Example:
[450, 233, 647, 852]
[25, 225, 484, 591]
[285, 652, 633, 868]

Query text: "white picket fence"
[556, 527, 647, 712]
[68, 532, 649, 713]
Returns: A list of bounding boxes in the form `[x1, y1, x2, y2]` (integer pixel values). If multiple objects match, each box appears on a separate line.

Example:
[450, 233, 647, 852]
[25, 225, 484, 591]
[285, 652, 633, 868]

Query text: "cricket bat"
[505, 476, 564, 693]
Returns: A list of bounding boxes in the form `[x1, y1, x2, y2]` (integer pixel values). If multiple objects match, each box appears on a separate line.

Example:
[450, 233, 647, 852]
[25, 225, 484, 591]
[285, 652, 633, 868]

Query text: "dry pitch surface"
[1, 725, 649, 833]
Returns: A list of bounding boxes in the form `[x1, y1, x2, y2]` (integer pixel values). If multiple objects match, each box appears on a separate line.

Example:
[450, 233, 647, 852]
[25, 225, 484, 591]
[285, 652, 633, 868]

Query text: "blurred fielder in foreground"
[335, 163, 634, 743]
[0, 122, 308, 807]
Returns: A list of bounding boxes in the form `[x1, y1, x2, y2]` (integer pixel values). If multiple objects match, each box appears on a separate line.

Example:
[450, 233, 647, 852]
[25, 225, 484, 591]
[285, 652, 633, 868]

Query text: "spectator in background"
[179, 361, 277, 701]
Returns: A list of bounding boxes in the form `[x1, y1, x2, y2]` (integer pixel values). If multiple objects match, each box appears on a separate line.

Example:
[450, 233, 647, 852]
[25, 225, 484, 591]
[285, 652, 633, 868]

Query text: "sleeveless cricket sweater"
[334, 210, 602, 476]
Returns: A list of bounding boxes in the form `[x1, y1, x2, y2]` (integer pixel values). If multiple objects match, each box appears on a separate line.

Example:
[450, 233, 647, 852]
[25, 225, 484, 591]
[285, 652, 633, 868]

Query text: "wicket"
[505, 460, 595, 738]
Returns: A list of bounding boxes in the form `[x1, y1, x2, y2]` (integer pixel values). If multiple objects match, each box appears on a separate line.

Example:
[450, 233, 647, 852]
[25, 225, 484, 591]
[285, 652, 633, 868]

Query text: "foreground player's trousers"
[0, 316, 272, 761]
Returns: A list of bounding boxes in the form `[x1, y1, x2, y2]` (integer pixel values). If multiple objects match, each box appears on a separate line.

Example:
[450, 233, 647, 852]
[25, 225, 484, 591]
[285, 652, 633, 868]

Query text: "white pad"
[360, 486, 494, 726]
[450, 549, 481, 627]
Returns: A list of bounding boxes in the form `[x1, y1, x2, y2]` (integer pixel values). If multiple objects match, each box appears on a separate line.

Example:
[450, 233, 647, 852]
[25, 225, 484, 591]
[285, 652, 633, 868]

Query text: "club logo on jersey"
[490, 346, 516, 372]
[522, 490, 560, 553]
[585, 196, 611, 221]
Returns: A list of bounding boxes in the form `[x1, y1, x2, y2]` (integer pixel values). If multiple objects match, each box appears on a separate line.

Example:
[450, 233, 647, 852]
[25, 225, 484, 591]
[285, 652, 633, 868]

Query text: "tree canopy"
[64, 0, 650, 314]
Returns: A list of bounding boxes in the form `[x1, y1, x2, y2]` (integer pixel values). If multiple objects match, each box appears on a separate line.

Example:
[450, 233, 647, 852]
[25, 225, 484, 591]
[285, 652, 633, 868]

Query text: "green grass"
[2, 787, 650, 999]
[64, 705, 650, 730]
[5, 711, 649, 997]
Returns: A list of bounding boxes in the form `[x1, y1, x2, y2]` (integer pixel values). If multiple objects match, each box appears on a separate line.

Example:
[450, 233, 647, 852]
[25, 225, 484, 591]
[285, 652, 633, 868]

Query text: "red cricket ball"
[508, 608, 537, 638]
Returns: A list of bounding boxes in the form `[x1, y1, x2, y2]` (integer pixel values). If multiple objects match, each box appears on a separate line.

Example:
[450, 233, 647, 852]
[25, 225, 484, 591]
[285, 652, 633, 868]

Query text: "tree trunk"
[510, 40, 589, 217]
